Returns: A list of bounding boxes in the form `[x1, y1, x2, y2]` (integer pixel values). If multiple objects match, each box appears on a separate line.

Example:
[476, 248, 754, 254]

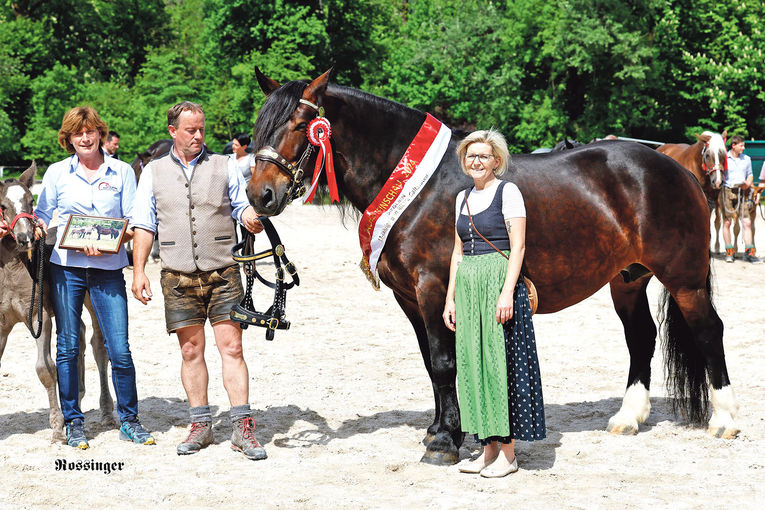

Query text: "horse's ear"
[19, 161, 36, 189]
[255, 66, 281, 97]
[696, 133, 711, 144]
[303, 68, 333, 102]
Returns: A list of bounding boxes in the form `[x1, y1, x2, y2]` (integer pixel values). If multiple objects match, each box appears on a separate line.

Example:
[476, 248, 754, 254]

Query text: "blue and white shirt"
[725, 150, 752, 187]
[34, 153, 136, 269]
[130, 146, 252, 233]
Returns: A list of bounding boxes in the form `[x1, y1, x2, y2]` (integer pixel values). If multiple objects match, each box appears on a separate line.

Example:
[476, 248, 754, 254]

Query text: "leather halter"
[229, 217, 299, 340]
[254, 99, 322, 203]
[700, 145, 725, 175]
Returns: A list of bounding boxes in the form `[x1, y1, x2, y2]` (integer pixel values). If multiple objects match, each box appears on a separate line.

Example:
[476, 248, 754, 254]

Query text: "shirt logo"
[98, 182, 118, 192]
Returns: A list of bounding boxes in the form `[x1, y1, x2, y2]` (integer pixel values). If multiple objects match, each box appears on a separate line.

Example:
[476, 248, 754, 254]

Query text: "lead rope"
[27, 230, 46, 338]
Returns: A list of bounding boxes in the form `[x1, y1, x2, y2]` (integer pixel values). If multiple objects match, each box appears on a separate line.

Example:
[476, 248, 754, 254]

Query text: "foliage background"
[1, 0, 764, 167]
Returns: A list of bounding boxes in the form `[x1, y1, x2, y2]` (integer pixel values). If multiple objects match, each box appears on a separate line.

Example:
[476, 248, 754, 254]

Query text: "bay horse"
[0, 163, 114, 441]
[130, 139, 172, 183]
[247, 69, 739, 464]
[656, 131, 734, 254]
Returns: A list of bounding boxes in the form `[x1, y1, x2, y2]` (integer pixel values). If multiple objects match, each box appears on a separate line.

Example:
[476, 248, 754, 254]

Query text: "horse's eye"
[295, 122, 307, 131]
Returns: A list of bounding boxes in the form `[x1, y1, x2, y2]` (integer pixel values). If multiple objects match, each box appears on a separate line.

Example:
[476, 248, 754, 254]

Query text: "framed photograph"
[59, 214, 129, 254]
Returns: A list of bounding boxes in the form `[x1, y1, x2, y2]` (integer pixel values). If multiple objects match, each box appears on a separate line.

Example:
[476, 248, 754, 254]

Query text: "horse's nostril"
[262, 187, 274, 209]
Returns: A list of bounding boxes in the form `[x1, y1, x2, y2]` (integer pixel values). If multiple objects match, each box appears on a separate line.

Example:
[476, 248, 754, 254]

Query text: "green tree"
[20, 63, 84, 164]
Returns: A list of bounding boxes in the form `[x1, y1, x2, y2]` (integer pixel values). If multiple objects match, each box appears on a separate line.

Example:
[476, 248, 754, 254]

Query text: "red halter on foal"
[0, 208, 41, 242]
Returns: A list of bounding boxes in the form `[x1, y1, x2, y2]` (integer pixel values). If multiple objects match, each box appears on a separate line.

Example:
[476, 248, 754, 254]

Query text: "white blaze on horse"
[0, 163, 114, 441]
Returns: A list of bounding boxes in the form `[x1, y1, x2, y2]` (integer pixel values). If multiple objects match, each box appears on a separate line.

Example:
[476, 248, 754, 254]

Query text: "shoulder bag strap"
[463, 184, 538, 314]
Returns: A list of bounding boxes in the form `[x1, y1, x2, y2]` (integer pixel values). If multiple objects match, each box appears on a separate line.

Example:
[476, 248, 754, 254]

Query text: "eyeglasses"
[71, 129, 98, 140]
[465, 153, 494, 163]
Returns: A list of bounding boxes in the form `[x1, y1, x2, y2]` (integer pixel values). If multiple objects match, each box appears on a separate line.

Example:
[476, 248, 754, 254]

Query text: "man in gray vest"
[130, 101, 268, 460]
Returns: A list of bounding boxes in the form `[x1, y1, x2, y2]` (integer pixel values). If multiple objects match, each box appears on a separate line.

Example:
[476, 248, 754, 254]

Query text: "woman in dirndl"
[443, 129, 545, 478]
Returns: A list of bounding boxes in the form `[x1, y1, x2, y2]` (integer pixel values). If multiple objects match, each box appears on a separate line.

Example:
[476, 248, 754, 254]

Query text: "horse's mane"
[253, 80, 423, 222]
[253, 80, 308, 149]
[698, 131, 726, 155]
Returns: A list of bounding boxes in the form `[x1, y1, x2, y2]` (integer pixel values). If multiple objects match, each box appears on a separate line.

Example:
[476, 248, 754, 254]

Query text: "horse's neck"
[327, 87, 426, 211]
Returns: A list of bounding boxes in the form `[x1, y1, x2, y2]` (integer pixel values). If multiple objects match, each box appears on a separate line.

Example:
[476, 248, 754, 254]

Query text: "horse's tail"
[657, 271, 712, 424]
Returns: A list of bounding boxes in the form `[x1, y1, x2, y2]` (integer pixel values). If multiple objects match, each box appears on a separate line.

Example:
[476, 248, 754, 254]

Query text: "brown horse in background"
[657, 130, 727, 210]
[656, 131, 757, 254]
[247, 70, 739, 464]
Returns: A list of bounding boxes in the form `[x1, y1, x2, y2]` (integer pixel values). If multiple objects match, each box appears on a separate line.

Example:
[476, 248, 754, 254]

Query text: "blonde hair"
[456, 129, 511, 176]
[58, 106, 108, 154]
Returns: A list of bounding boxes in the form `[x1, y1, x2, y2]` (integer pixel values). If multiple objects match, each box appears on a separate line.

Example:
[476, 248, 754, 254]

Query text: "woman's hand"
[443, 299, 457, 332]
[33, 219, 48, 241]
[0, 224, 8, 239]
[80, 244, 103, 257]
[496, 289, 514, 324]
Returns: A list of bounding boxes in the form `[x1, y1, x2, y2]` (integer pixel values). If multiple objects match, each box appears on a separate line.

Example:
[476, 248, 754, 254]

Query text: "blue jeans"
[49, 264, 138, 424]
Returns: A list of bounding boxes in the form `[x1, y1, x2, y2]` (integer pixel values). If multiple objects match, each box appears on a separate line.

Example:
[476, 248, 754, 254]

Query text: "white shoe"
[480, 456, 519, 478]
[457, 454, 498, 474]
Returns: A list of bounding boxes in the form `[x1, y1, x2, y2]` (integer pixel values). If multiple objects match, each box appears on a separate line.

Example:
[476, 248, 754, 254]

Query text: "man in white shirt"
[722, 135, 758, 263]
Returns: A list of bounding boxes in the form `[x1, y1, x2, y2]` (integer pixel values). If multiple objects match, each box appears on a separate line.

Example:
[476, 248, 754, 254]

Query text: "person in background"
[230, 133, 254, 181]
[103, 131, 120, 159]
[34, 106, 154, 449]
[722, 135, 759, 263]
[443, 129, 545, 478]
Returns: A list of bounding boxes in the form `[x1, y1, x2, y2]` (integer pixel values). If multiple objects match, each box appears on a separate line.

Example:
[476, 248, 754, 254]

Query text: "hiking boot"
[725, 248, 735, 263]
[176, 421, 213, 455]
[66, 419, 89, 449]
[231, 417, 267, 460]
[119, 420, 156, 445]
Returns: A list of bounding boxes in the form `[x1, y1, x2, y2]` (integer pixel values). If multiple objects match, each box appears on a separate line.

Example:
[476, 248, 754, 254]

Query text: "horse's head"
[131, 139, 173, 184]
[130, 152, 150, 183]
[248, 68, 333, 216]
[696, 130, 727, 189]
[0, 162, 38, 251]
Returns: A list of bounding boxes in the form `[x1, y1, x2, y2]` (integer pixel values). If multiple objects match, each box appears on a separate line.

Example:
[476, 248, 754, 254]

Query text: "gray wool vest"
[151, 150, 237, 273]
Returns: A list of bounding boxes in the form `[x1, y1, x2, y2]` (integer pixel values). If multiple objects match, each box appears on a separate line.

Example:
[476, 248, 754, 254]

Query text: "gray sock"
[230, 404, 251, 423]
[189, 405, 212, 424]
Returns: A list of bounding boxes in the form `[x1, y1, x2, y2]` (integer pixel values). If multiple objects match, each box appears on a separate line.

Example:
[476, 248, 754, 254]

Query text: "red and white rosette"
[304, 116, 339, 203]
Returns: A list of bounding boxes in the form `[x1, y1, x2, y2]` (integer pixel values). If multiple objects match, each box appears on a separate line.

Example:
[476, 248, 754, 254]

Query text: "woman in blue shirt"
[35, 106, 154, 449]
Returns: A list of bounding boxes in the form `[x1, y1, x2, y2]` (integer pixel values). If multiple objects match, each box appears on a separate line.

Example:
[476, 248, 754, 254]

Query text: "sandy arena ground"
[1, 203, 764, 509]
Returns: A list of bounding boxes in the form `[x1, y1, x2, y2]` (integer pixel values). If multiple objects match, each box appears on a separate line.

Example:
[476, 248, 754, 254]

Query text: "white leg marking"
[708, 385, 739, 437]
[607, 383, 651, 434]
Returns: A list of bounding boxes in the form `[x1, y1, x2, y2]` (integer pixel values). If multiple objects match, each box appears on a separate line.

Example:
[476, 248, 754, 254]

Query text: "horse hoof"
[420, 449, 459, 466]
[51, 429, 66, 443]
[606, 422, 638, 435]
[708, 426, 739, 439]
[422, 432, 436, 446]
[101, 414, 117, 427]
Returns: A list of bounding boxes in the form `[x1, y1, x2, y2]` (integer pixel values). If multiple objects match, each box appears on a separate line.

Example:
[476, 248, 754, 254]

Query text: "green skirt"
[455, 251, 545, 442]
